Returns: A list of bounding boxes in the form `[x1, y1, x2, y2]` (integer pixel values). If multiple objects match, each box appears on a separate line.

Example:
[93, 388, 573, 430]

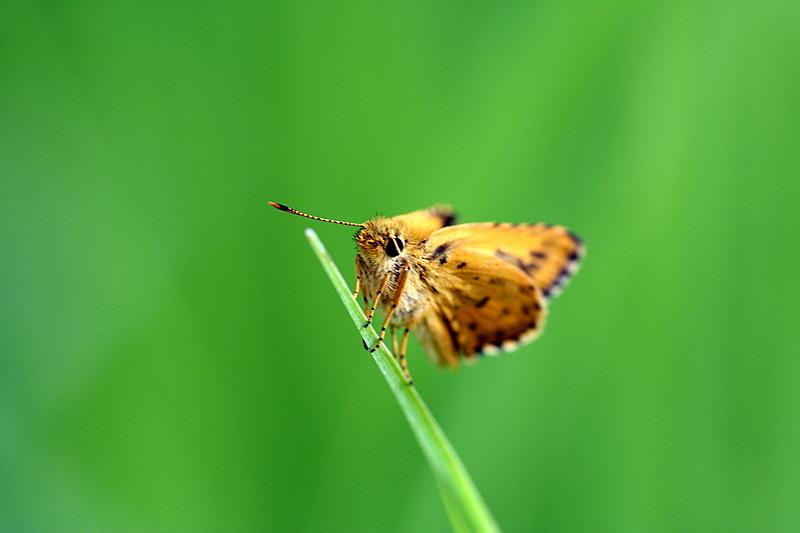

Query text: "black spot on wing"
[439, 212, 456, 227]
[429, 208, 456, 228]
[476, 296, 490, 308]
[440, 312, 461, 354]
[431, 242, 450, 259]
[495, 248, 539, 277]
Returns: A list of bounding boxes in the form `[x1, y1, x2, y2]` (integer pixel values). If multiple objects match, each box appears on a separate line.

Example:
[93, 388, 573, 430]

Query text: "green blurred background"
[2, 2, 799, 531]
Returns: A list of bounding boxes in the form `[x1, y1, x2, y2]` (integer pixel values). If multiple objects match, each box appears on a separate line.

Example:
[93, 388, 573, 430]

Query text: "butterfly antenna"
[268, 201, 365, 228]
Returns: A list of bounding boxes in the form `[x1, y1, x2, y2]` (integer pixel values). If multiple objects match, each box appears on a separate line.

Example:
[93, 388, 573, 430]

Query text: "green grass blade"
[305, 228, 501, 533]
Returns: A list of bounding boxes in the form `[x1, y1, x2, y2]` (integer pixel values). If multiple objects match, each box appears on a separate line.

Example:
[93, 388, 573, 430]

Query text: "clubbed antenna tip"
[268, 201, 289, 211]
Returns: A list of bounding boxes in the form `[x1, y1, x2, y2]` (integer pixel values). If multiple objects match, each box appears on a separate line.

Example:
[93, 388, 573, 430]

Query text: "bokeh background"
[2, 2, 799, 531]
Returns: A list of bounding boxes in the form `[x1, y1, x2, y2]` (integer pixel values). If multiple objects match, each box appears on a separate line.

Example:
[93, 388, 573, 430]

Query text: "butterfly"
[270, 202, 584, 385]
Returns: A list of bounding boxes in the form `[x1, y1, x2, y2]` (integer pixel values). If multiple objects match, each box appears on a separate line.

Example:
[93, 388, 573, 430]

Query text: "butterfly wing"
[425, 222, 584, 299]
[411, 222, 583, 366]
[389, 206, 456, 240]
[412, 249, 547, 365]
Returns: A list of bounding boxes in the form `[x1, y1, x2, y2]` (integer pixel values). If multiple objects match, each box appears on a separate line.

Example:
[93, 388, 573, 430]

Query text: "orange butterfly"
[270, 203, 584, 384]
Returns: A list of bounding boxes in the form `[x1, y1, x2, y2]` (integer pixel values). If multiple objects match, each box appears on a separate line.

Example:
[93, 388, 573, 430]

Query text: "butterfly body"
[355, 216, 444, 329]
[269, 202, 584, 383]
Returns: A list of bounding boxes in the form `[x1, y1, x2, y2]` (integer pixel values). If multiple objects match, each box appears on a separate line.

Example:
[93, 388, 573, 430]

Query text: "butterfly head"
[355, 217, 410, 265]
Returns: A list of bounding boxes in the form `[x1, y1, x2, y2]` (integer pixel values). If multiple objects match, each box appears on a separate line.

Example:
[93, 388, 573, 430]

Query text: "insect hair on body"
[269, 201, 585, 385]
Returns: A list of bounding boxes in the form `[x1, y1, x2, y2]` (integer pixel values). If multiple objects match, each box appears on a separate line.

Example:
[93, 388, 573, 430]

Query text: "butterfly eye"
[385, 237, 404, 258]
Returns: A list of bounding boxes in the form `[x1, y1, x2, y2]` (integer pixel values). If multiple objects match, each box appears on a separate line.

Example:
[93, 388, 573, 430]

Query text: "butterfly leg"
[398, 328, 413, 385]
[369, 267, 409, 354]
[364, 272, 391, 328]
[352, 256, 363, 300]
[391, 327, 399, 355]
[353, 256, 371, 315]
